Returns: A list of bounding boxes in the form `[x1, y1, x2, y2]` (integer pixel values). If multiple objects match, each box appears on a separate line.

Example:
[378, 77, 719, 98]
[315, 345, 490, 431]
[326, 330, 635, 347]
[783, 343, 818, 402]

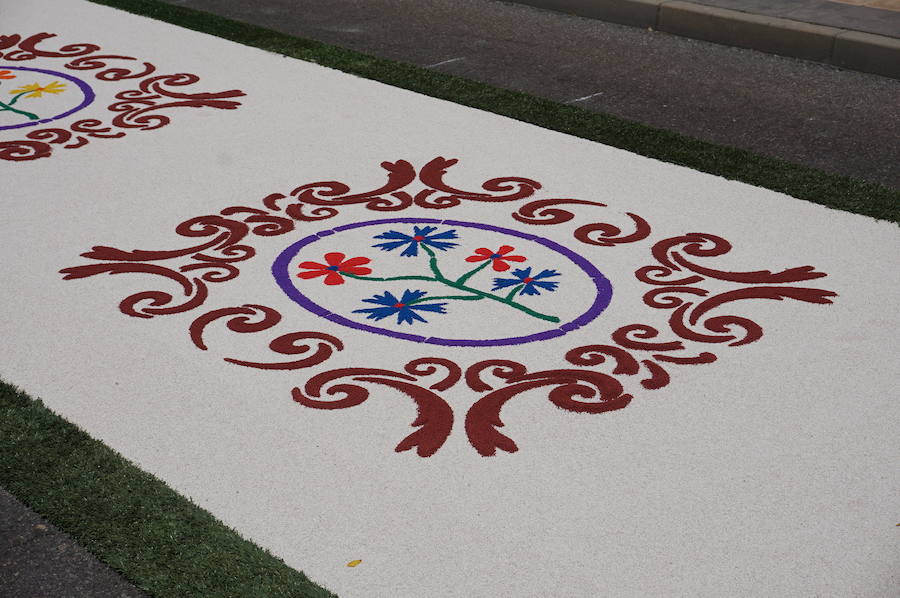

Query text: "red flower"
[0, 70, 16, 80]
[465, 245, 526, 271]
[297, 252, 372, 285]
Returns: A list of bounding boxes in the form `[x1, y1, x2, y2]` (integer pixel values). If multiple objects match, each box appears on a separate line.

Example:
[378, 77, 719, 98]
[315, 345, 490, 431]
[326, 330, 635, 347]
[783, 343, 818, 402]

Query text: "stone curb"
[506, 0, 900, 79]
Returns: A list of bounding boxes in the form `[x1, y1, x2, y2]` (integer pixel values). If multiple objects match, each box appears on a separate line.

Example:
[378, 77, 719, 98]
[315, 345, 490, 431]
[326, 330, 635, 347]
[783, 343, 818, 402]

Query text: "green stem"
[420, 244, 445, 280]
[407, 294, 484, 305]
[455, 260, 490, 285]
[343, 251, 561, 324]
[342, 273, 435, 283]
[0, 95, 38, 120]
[439, 279, 560, 323]
[7, 91, 30, 107]
[505, 284, 524, 300]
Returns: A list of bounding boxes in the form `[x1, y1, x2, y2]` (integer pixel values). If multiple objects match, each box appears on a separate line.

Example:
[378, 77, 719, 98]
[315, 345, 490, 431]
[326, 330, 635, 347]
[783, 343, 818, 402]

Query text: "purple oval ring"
[272, 217, 613, 347]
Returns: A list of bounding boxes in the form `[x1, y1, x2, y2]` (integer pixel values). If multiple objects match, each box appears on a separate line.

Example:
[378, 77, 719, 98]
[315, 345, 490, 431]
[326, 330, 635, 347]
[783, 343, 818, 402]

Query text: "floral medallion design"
[60, 157, 837, 457]
[0, 66, 94, 130]
[273, 218, 613, 346]
[0, 33, 244, 160]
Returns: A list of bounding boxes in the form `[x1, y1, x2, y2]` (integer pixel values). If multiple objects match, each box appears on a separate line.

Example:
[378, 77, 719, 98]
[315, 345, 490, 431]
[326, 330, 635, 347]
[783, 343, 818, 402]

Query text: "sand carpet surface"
[2, 1, 898, 596]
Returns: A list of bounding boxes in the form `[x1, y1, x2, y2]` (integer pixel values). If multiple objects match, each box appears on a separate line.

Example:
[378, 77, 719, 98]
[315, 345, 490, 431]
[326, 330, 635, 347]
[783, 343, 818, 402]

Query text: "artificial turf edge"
[0, 379, 337, 598]
[89, 0, 900, 224]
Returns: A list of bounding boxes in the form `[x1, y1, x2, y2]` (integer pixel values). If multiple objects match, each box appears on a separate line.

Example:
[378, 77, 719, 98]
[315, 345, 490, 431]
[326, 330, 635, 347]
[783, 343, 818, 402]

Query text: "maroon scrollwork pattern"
[272, 157, 544, 221]
[416, 157, 541, 208]
[291, 361, 457, 457]
[60, 209, 295, 318]
[0, 32, 99, 61]
[635, 234, 837, 346]
[189, 304, 344, 370]
[464, 360, 632, 456]
[65, 54, 156, 81]
[513, 197, 651, 248]
[1, 32, 244, 161]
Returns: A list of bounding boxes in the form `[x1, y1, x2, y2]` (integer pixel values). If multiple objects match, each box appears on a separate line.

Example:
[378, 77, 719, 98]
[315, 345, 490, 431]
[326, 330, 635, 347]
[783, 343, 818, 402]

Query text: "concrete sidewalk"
[509, 0, 900, 78]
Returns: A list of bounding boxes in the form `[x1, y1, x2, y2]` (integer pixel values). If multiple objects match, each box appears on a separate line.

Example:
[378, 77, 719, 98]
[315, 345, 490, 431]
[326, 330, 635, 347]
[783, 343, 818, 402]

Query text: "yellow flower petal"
[42, 81, 66, 94]
[8, 81, 66, 98]
[9, 83, 41, 96]
[346, 559, 362, 567]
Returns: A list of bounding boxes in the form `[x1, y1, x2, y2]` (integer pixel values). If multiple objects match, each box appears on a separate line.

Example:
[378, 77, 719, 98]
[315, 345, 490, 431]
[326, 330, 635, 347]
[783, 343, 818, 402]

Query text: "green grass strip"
[0, 379, 337, 598]
[88, 0, 900, 223]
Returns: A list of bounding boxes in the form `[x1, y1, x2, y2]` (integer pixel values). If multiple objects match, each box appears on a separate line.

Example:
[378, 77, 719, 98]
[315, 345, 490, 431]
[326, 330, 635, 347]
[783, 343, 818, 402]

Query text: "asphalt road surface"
[166, 0, 900, 190]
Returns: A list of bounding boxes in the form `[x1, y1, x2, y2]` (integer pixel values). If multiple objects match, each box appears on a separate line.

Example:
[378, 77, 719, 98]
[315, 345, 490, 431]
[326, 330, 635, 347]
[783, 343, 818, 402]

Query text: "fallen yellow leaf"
[347, 559, 362, 567]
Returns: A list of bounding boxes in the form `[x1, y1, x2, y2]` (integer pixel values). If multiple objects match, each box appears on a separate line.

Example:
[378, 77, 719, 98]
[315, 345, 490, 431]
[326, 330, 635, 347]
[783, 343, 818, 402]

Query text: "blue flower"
[372, 226, 458, 257]
[491, 267, 561, 296]
[352, 289, 447, 325]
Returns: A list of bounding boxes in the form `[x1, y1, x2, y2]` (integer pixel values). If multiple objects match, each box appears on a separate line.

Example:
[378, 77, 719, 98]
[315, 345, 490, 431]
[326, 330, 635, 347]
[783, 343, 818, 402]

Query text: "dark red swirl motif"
[59, 158, 837, 457]
[0, 32, 99, 61]
[270, 157, 543, 220]
[0, 32, 244, 161]
[416, 157, 541, 208]
[60, 212, 277, 318]
[189, 304, 344, 370]
[65, 54, 156, 80]
[464, 360, 632, 456]
[636, 234, 837, 346]
[513, 197, 652, 248]
[291, 361, 458, 457]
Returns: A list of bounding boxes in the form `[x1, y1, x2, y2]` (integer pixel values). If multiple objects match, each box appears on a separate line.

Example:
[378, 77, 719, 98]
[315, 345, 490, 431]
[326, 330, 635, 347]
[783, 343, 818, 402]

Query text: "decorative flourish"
[0, 32, 244, 160]
[373, 225, 458, 257]
[464, 360, 632, 456]
[278, 156, 543, 219]
[0, 70, 15, 79]
[291, 362, 456, 457]
[453, 228, 838, 455]
[297, 252, 372, 285]
[513, 197, 652, 249]
[65, 54, 155, 81]
[282, 160, 418, 220]
[189, 304, 343, 370]
[61, 213, 262, 318]
[416, 156, 541, 208]
[635, 234, 836, 346]
[108, 73, 243, 131]
[464, 245, 527, 272]
[0, 33, 99, 61]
